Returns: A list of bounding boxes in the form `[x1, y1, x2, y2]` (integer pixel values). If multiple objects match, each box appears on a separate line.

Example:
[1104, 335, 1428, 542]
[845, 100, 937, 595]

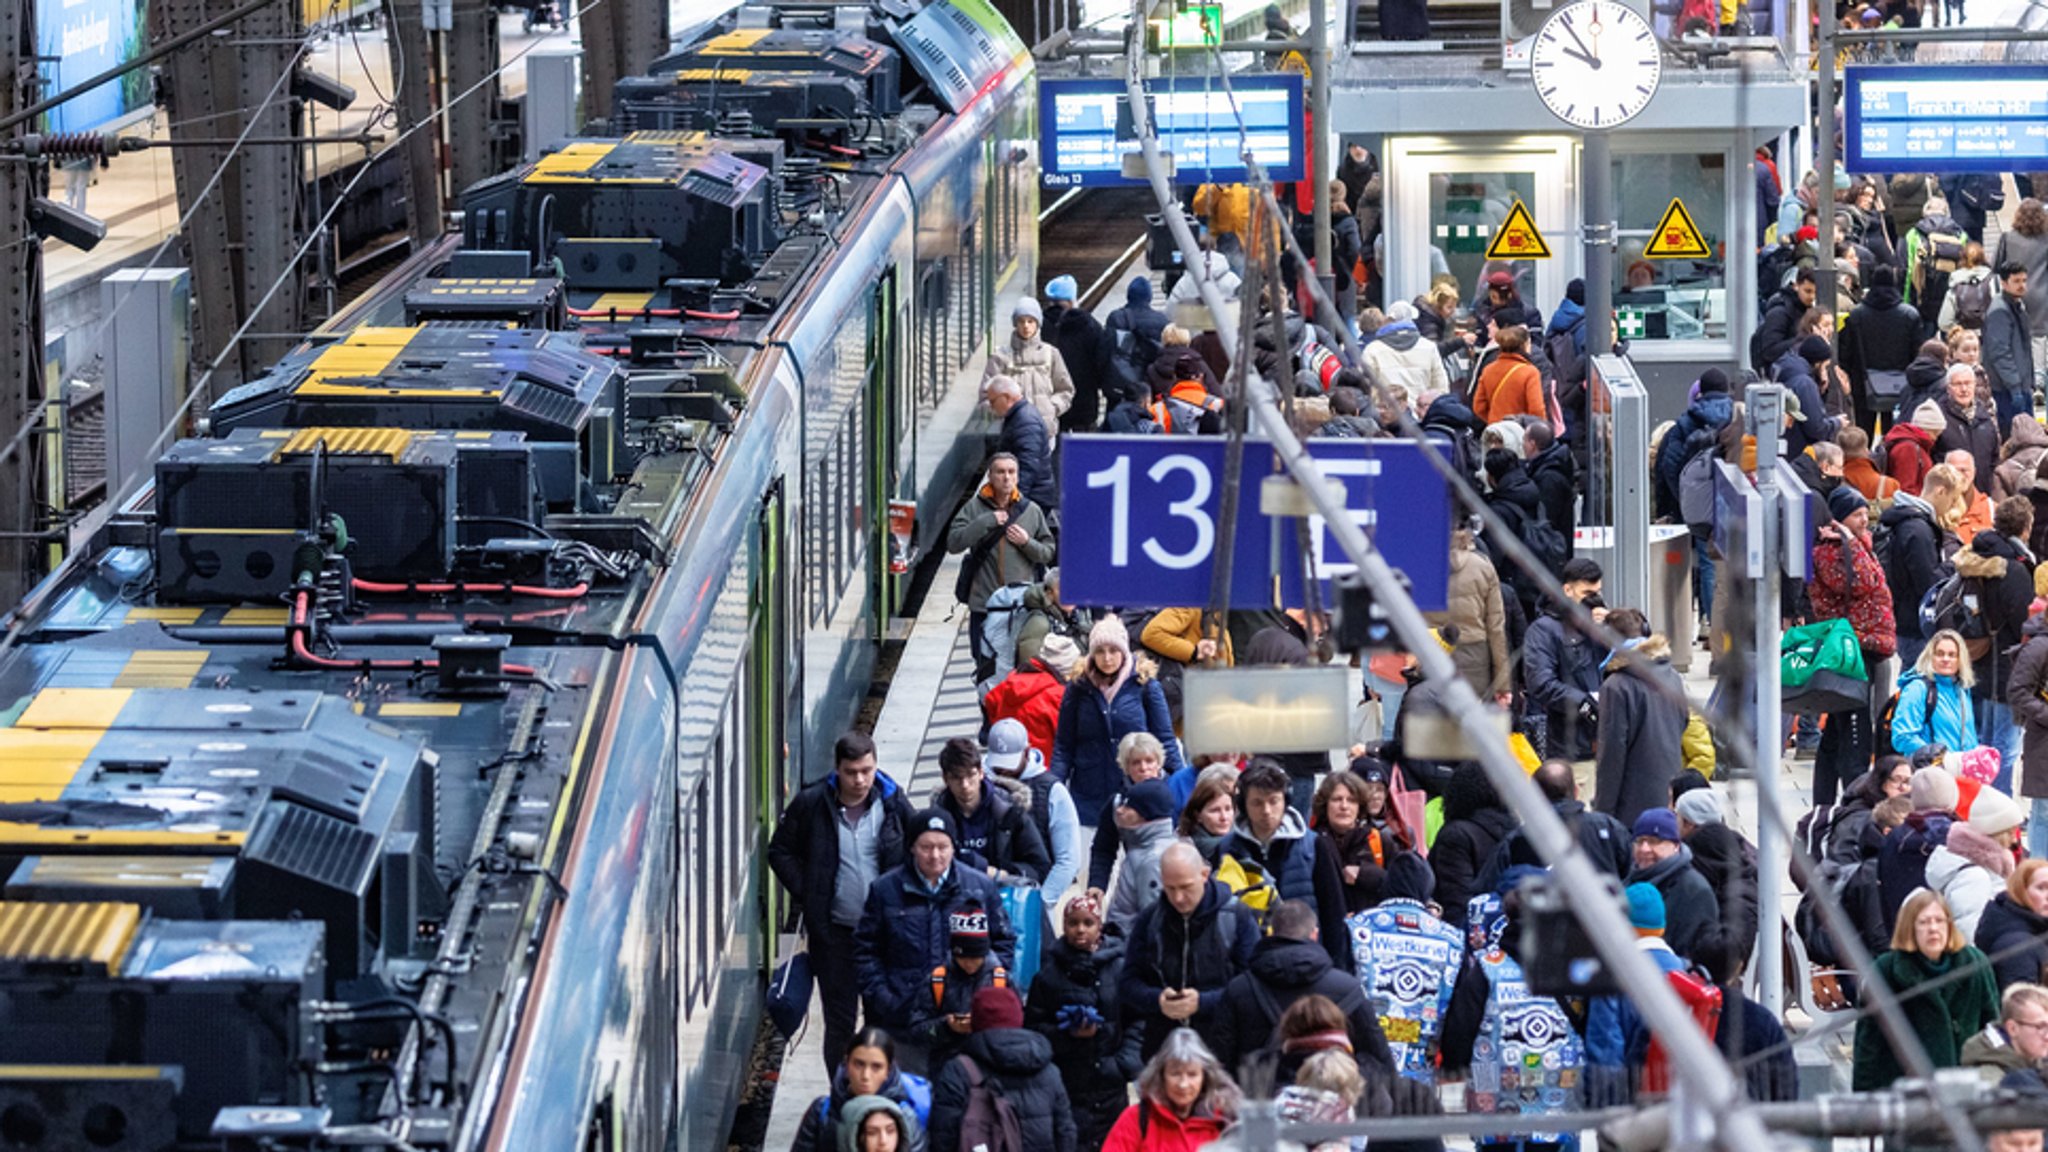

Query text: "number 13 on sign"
[1086, 453, 1215, 569]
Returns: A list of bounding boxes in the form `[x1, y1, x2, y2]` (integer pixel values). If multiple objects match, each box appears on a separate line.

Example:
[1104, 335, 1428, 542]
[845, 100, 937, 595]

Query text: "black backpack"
[1521, 508, 1571, 577]
[1950, 275, 1993, 330]
[1873, 682, 1938, 759]
[1423, 418, 1482, 485]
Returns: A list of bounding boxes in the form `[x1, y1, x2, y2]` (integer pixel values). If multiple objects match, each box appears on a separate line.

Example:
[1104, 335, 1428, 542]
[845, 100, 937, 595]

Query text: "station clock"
[1530, 1, 1662, 131]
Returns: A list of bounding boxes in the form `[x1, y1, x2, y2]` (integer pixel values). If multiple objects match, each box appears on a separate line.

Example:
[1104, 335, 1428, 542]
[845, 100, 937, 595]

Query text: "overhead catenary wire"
[0, 32, 319, 482]
[1118, 4, 1777, 1146]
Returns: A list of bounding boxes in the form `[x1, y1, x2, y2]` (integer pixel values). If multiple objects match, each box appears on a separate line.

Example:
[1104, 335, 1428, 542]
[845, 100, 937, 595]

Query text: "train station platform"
[41, 14, 554, 366]
[756, 566, 1838, 1148]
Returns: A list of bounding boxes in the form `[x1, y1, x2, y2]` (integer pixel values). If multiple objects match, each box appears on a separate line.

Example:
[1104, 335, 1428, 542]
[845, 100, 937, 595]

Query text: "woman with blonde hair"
[1921, 462, 1971, 559]
[1413, 281, 1469, 361]
[1893, 627, 1981, 757]
[1851, 888, 1998, 1089]
[1975, 857, 2048, 990]
[1100, 1028, 1241, 1151]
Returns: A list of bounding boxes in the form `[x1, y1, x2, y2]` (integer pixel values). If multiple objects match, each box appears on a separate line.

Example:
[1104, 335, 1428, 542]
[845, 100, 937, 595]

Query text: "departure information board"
[1038, 74, 1305, 189]
[1845, 66, 2048, 172]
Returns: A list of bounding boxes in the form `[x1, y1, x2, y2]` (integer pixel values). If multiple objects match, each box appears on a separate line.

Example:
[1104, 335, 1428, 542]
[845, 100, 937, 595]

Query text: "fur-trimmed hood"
[928, 772, 1034, 814]
[1940, 821, 2017, 879]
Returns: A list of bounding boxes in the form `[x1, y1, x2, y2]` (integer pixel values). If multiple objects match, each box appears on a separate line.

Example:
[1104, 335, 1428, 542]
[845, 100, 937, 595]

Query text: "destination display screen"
[1038, 74, 1305, 188]
[1845, 65, 2048, 172]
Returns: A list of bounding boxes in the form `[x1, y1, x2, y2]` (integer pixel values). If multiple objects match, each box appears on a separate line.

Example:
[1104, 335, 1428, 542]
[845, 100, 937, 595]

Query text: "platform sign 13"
[1057, 436, 1452, 612]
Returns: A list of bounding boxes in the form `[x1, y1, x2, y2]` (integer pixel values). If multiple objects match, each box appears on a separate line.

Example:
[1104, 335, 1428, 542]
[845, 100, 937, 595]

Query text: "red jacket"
[1883, 423, 1937, 495]
[1811, 529, 1898, 657]
[982, 658, 1065, 765]
[1100, 1100, 1230, 1152]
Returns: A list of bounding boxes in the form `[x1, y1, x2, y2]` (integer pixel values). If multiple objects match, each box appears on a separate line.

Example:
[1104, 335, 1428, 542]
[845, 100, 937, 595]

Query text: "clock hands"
[1556, 18, 1602, 67]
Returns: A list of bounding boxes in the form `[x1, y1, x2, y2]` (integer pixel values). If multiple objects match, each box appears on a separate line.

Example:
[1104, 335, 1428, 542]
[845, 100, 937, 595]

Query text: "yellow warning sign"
[1645, 198, 1713, 260]
[1485, 201, 1552, 261]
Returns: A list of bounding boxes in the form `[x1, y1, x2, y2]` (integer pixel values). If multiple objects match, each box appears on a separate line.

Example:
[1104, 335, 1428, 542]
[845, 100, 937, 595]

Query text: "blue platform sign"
[1058, 436, 1451, 612]
[1845, 65, 2048, 173]
[1038, 74, 1306, 189]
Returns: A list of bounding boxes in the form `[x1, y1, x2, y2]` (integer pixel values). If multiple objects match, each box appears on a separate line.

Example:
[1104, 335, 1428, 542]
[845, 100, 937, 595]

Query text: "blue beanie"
[1624, 882, 1666, 932]
[1632, 807, 1681, 843]
[1128, 275, 1153, 305]
[1045, 275, 1078, 302]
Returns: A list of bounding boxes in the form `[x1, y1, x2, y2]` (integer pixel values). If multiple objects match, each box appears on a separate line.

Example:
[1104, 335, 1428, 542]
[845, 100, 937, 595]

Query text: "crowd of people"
[766, 165, 2048, 1152]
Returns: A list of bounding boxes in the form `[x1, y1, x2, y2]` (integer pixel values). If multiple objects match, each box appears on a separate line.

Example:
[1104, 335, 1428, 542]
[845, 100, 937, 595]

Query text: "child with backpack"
[928, 987, 1077, 1152]
[1941, 243, 1996, 333]
[908, 909, 1013, 1077]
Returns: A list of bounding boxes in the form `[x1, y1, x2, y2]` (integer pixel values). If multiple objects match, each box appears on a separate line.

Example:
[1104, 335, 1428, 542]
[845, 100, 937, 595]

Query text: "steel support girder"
[149, 0, 303, 404]
[382, 0, 445, 246]
[0, 0, 42, 605]
[446, 0, 501, 196]
[579, 0, 664, 123]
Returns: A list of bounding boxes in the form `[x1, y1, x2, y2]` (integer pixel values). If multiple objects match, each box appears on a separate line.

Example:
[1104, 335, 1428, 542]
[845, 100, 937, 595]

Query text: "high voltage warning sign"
[1645, 198, 1712, 259]
[1484, 201, 1552, 260]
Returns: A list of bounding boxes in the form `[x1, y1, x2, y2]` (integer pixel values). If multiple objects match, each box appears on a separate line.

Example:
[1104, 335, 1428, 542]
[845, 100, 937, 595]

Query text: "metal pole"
[1583, 129, 1613, 358]
[1749, 382, 1786, 1017]
[1310, 0, 1333, 314]
[1815, 9, 1837, 340]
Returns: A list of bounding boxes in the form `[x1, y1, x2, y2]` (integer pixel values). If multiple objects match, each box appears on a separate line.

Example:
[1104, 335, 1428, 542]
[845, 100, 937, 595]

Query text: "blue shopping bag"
[999, 884, 1043, 994]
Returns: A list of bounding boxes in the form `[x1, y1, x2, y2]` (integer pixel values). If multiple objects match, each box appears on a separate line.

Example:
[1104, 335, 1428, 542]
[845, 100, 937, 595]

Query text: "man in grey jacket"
[949, 454, 1057, 682]
[1986, 261, 2036, 436]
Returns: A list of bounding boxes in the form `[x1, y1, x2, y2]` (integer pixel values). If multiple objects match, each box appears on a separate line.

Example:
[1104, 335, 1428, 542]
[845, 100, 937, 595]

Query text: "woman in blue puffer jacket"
[1052, 616, 1183, 823]
[1892, 628, 1981, 757]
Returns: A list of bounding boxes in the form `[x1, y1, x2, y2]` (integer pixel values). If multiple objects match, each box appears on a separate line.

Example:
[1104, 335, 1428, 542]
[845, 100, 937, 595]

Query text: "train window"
[1608, 151, 1729, 344]
[920, 262, 948, 413]
[714, 728, 729, 947]
[695, 776, 711, 1010]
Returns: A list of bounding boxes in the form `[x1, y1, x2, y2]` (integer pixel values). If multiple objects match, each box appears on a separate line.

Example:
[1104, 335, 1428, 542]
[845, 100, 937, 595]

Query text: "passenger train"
[0, 1, 1036, 1147]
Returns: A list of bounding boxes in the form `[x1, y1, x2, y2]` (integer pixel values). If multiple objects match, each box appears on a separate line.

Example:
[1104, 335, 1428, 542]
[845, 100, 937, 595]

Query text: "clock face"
[1530, 1, 1662, 130]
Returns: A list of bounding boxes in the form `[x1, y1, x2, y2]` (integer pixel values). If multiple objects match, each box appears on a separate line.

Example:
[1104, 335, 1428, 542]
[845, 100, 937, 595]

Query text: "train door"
[865, 269, 901, 625]
[753, 478, 792, 967]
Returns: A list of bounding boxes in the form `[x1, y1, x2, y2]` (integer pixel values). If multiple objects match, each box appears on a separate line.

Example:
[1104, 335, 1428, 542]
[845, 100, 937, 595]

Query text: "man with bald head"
[1117, 840, 1261, 1058]
[986, 375, 1056, 508]
[1481, 759, 1632, 891]
[1948, 448, 1997, 542]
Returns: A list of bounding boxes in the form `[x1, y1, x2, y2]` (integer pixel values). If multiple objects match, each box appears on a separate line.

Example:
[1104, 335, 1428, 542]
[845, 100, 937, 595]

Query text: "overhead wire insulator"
[14, 132, 142, 161]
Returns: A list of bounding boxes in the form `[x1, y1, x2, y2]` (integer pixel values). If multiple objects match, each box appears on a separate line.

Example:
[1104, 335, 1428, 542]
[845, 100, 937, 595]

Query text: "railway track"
[1038, 186, 1157, 309]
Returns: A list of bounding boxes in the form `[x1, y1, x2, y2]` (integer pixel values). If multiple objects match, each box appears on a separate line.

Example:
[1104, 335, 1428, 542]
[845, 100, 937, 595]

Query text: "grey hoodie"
[837, 1094, 919, 1152]
[1107, 817, 1179, 929]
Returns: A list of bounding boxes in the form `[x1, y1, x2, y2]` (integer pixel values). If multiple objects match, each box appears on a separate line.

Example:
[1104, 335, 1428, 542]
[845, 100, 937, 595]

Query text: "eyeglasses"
[2008, 1017, 2048, 1034]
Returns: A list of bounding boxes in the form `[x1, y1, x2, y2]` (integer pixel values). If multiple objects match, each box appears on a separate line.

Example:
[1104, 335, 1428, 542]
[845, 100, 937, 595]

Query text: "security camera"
[292, 68, 356, 112]
[27, 197, 105, 251]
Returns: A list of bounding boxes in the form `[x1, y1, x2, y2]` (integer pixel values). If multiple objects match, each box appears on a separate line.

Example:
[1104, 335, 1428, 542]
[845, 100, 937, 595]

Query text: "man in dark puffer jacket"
[1120, 841, 1261, 1058]
[929, 987, 1077, 1152]
[1840, 265, 1924, 433]
[1208, 900, 1397, 1078]
[858, 810, 1017, 1076]
[931, 737, 1050, 888]
[1675, 789, 1760, 963]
